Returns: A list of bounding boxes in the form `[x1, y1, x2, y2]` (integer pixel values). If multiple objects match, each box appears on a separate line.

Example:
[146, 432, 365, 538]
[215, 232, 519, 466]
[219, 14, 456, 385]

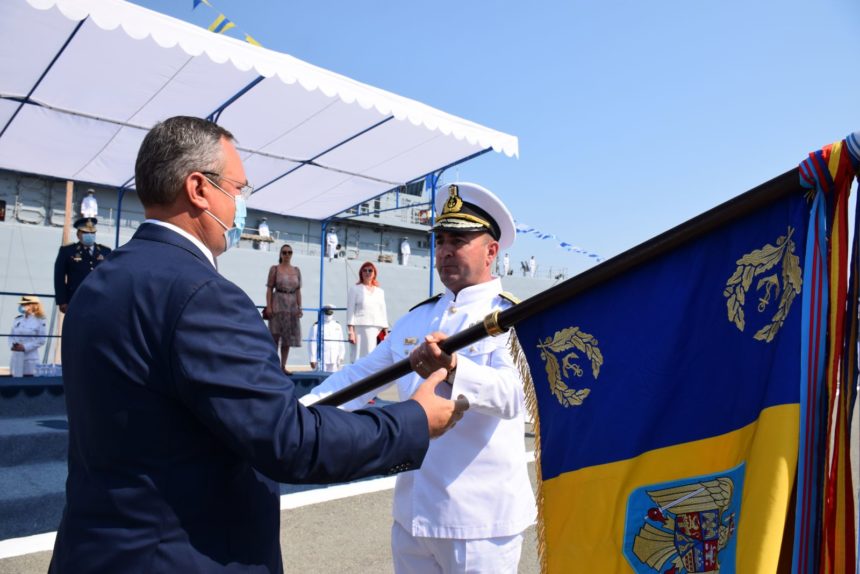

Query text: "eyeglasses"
[202, 172, 254, 200]
[281, 250, 293, 255]
[361, 268, 374, 274]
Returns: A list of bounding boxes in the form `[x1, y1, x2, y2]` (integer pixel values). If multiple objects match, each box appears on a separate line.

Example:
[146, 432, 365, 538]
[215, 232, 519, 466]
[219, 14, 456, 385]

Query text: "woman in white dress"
[346, 262, 388, 363]
[9, 295, 47, 377]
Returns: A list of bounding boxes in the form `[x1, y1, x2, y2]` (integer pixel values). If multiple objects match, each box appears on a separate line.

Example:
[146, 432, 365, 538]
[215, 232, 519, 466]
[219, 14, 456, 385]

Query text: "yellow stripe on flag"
[541, 404, 798, 572]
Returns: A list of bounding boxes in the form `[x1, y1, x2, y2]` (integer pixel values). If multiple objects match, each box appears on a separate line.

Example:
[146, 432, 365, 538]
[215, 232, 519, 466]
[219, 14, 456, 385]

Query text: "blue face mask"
[81, 233, 96, 247]
[18, 305, 26, 314]
[204, 181, 247, 252]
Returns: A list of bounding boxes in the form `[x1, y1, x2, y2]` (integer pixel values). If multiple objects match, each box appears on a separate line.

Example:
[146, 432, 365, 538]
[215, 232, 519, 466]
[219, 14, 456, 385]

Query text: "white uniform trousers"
[392, 522, 523, 574]
[10, 351, 36, 377]
[351, 325, 380, 362]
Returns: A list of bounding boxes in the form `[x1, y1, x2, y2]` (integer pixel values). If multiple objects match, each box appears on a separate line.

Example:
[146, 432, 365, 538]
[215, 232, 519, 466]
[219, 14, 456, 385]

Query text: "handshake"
[407, 331, 468, 438]
[409, 368, 469, 438]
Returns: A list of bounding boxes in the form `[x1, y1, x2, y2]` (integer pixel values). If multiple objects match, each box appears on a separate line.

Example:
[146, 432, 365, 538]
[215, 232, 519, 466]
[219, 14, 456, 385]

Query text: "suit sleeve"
[170, 279, 429, 484]
[53, 247, 68, 305]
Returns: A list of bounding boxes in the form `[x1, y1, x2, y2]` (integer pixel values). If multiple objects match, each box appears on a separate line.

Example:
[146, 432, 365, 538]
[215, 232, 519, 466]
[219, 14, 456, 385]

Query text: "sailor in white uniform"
[308, 305, 346, 372]
[326, 228, 339, 262]
[9, 295, 48, 377]
[302, 182, 535, 573]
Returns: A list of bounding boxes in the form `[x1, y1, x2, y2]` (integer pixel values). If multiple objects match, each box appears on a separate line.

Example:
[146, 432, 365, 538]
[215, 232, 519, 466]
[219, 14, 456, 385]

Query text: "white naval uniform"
[9, 314, 47, 377]
[400, 240, 411, 266]
[302, 278, 536, 551]
[326, 231, 339, 260]
[309, 317, 346, 372]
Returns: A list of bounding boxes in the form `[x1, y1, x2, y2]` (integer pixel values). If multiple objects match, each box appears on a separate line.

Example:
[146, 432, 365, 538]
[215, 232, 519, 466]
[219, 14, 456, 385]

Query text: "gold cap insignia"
[442, 185, 463, 215]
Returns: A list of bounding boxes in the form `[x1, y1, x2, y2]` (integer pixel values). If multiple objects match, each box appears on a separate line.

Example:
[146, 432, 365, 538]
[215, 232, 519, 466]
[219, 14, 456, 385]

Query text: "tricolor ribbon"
[795, 132, 859, 574]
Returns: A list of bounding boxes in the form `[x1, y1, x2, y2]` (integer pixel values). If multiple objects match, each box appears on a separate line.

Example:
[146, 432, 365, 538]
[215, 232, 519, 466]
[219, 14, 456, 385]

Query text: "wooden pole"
[53, 180, 74, 364]
[316, 168, 802, 406]
[62, 180, 73, 245]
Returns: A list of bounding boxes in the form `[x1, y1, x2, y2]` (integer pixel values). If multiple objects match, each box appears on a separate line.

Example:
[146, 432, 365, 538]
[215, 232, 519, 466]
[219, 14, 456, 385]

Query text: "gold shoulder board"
[498, 291, 521, 305]
[409, 293, 443, 312]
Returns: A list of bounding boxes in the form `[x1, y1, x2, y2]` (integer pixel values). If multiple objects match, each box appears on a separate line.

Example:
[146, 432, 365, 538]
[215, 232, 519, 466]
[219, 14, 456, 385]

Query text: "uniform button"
[448, 306, 457, 314]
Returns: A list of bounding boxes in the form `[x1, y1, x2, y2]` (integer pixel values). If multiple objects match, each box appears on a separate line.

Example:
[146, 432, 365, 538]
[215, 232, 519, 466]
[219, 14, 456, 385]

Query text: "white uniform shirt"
[326, 231, 338, 252]
[346, 284, 389, 328]
[400, 240, 411, 255]
[81, 195, 98, 218]
[10, 314, 47, 359]
[303, 278, 536, 539]
[308, 318, 346, 369]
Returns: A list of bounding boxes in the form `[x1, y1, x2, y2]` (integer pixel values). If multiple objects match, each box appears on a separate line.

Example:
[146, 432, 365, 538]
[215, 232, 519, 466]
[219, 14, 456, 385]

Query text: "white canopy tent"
[0, 0, 518, 221]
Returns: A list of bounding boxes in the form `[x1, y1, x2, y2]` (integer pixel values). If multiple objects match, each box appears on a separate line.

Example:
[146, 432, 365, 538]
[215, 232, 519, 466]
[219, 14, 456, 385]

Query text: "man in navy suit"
[50, 116, 466, 573]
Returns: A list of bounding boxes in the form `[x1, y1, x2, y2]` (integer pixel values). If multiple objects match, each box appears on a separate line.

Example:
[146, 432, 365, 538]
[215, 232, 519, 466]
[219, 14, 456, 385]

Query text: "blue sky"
[129, 0, 860, 276]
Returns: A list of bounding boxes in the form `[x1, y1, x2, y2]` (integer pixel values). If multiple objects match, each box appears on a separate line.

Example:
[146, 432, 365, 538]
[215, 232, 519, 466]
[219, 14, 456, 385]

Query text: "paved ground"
[1, 392, 857, 574]
[0, 417, 539, 574]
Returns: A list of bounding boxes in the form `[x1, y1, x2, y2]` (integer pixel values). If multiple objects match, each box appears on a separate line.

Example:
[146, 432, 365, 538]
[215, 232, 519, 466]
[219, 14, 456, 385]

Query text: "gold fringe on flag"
[508, 328, 547, 574]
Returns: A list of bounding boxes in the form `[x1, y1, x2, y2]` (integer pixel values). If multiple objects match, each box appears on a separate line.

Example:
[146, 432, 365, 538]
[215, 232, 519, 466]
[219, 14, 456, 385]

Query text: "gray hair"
[135, 116, 234, 207]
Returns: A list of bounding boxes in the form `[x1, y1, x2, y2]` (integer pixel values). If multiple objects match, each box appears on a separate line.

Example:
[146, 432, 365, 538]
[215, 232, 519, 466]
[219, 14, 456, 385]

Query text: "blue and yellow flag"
[208, 14, 235, 34]
[514, 191, 810, 572]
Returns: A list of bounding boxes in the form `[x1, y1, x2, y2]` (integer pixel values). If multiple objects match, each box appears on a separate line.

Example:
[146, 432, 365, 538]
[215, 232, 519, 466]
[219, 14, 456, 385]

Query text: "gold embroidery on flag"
[723, 227, 801, 342]
[536, 326, 602, 407]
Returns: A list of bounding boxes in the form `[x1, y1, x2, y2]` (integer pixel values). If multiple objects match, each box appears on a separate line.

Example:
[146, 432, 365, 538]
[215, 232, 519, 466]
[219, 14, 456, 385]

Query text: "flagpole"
[316, 168, 801, 407]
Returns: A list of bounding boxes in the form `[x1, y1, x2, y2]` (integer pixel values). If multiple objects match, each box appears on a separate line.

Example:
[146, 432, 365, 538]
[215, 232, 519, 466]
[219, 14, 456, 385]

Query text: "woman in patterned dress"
[265, 245, 303, 374]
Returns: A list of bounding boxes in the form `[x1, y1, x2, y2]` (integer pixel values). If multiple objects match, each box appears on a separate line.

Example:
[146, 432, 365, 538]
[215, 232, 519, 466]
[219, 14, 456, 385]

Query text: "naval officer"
[53, 217, 111, 313]
[303, 182, 536, 573]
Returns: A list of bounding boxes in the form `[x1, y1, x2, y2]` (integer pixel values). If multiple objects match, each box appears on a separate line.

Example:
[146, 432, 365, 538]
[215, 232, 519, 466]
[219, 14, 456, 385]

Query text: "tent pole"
[115, 187, 126, 249]
[317, 220, 328, 369]
[54, 180, 74, 364]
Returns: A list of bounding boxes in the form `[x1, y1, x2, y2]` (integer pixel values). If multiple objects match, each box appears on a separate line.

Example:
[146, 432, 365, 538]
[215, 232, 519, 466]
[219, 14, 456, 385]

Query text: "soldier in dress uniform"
[302, 182, 535, 573]
[53, 217, 112, 313]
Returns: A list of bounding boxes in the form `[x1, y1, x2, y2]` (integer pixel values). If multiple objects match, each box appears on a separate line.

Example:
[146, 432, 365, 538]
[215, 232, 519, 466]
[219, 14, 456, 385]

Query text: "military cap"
[73, 217, 98, 232]
[18, 295, 41, 305]
[431, 182, 515, 250]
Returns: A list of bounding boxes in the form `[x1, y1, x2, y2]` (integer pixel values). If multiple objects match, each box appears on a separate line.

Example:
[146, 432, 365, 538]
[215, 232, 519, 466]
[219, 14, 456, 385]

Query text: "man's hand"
[11, 343, 25, 352]
[409, 332, 456, 379]
[410, 368, 469, 438]
[59, 304, 68, 314]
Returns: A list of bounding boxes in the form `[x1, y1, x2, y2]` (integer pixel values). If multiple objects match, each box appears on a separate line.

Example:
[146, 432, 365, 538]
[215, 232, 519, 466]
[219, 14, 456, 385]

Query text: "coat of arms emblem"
[624, 465, 743, 573]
